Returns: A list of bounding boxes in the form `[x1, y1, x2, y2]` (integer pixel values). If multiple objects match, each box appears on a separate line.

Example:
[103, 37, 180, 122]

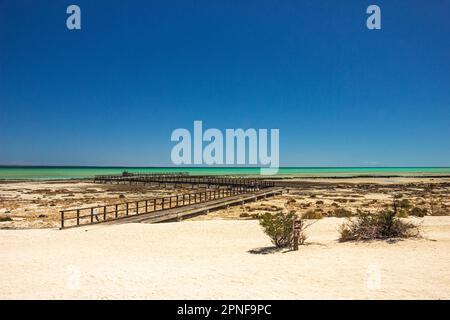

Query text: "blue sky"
[0, 0, 449, 166]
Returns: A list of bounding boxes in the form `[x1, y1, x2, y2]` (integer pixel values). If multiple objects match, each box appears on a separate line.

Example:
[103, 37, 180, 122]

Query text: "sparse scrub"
[0, 217, 13, 222]
[302, 209, 323, 219]
[332, 207, 353, 217]
[430, 207, 449, 216]
[240, 212, 259, 219]
[409, 206, 427, 217]
[247, 204, 282, 212]
[286, 198, 296, 205]
[398, 199, 412, 210]
[339, 205, 420, 242]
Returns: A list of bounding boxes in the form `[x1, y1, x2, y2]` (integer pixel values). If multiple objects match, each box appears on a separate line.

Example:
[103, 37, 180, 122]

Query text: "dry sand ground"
[1, 217, 449, 299]
[1, 178, 449, 299]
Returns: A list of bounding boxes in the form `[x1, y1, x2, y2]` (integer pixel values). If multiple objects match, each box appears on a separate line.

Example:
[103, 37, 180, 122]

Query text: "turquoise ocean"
[1, 166, 450, 180]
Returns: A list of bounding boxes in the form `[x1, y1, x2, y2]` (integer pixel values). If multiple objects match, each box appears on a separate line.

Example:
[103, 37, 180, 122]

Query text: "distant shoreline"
[1, 166, 450, 181]
[2, 174, 450, 183]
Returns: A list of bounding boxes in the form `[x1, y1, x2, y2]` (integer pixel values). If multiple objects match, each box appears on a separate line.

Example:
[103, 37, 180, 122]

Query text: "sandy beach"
[1, 217, 449, 299]
[0, 177, 449, 299]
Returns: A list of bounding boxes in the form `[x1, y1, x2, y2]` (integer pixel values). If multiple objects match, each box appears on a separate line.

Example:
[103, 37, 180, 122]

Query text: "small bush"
[398, 199, 412, 210]
[286, 198, 297, 205]
[409, 207, 427, 217]
[339, 209, 419, 242]
[259, 212, 296, 248]
[302, 209, 323, 219]
[332, 208, 353, 217]
[0, 217, 13, 222]
[315, 200, 324, 205]
[396, 208, 409, 218]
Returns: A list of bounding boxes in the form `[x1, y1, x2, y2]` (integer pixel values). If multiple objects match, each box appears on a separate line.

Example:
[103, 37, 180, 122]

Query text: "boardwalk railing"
[93, 174, 275, 188]
[60, 186, 254, 229]
[93, 172, 189, 179]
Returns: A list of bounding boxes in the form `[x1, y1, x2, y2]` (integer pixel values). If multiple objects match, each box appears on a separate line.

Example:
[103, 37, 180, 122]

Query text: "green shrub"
[339, 209, 419, 242]
[302, 209, 323, 219]
[396, 208, 409, 218]
[259, 212, 296, 248]
[0, 217, 12, 222]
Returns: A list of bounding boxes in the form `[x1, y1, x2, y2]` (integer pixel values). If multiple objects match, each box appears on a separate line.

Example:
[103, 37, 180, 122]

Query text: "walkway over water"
[60, 173, 281, 229]
[93, 173, 275, 188]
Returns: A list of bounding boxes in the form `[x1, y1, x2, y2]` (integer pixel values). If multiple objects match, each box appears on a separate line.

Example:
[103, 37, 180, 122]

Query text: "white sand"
[1, 217, 449, 299]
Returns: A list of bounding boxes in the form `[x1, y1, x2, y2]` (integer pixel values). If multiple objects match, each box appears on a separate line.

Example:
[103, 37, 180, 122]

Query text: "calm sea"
[0, 166, 450, 180]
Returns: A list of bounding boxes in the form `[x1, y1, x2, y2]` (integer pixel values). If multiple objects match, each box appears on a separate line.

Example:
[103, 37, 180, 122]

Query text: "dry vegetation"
[1, 179, 449, 229]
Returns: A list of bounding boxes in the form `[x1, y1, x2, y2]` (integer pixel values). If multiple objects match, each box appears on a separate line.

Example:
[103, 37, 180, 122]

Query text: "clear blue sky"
[0, 0, 449, 166]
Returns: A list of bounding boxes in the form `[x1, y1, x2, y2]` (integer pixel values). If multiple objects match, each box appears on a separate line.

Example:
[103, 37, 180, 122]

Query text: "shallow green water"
[1, 166, 450, 180]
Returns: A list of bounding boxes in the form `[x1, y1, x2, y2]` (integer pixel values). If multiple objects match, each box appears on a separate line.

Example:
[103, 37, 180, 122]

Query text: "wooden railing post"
[76, 209, 80, 226]
[60, 211, 64, 229]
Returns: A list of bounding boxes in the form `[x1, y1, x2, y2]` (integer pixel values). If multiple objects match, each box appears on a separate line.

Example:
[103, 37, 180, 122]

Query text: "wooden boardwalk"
[93, 173, 275, 188]
[60, 173, 282, 229]
[108, 187, 284, 225]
